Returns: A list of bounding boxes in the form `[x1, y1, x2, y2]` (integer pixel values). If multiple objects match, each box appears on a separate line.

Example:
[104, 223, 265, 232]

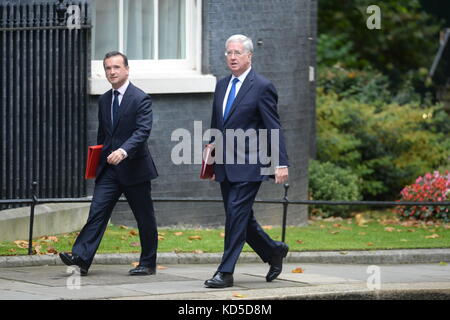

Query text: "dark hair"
[103, 51, 129, 67]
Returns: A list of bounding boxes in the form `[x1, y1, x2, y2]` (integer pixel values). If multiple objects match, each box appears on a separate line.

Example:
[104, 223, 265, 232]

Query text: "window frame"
[89, 0, 215, 94]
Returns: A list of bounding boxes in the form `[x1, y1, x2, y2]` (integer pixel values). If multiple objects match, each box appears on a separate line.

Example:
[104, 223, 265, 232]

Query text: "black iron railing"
[0, 0, 91, 208]
[1, 182, 449, 255]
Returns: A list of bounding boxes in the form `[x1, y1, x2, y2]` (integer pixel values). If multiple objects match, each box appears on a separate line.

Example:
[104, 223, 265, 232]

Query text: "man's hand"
[107, 149, 126, 165]
[275, 167, 288, 184]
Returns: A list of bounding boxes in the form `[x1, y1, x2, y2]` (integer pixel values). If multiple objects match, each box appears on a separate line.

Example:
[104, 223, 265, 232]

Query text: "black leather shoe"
[266, 242, 289, 282]
[59, 252, 89, 276]
[204, 272, 234, 288]
[129, 265, 156, 276]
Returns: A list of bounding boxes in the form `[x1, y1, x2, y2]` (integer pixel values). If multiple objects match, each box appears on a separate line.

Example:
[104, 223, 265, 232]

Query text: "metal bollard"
[28, 182, 38, 255]
[281, 183, 289, 243]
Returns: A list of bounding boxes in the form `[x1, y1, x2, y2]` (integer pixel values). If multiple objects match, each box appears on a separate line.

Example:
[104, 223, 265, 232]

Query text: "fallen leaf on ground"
[384, 227, 395, 232]
[40, 236, 59, 242]
[232, 293, 246, 298]
[46, 247, 58, 254]
[129, 230, 138, 236]
[296, 240, 304, 244]
[379, 218, 400, 226]
[292, 267, 304, 273]
[425, 234, 440, 239]
[158, 235, 165, 240]
[157, 265, 168, 270]
[33, 245, 43, 255]
[193, 250, 204, 254]
[219, 232, 225, 238]
[358, 232, 367, 236]
[188, 235, 202, 240]
[324, 217, 343, 222]
[262, 225, 273, 230]
[355, 213, 368, 226]
[129, 242, 140, 247]
[367, 242, 374, 246]
[438, 262, 448, 266]
[174, 232, 183, 236]
[119, 225, 129, 229]
[333, 223, 342, 228]
[339, 251, 348, 255]
[14, 240, 29, 249]
[329, 230, 340, 235]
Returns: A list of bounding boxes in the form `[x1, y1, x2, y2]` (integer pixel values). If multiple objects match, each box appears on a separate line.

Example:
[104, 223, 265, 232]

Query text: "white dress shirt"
[222, 67, 252, 116]
[110, 80, 130, 158]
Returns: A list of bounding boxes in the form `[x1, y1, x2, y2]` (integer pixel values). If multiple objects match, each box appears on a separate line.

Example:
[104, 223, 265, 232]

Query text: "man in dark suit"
[204, 35, 289, 288]
[60, 51, 158, 276]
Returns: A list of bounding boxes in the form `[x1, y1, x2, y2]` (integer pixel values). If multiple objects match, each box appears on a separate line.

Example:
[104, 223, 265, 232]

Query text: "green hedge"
[315, 91, 450, 201]
[308, 160, 362, 217]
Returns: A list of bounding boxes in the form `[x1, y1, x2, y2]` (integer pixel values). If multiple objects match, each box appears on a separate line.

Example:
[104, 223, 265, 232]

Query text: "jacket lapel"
[223, 69, 255, 125]
[216, 76, 231, 129]
[103, 90, 113, 136]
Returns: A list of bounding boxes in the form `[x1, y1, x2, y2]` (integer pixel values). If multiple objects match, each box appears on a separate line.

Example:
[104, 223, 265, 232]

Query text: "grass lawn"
[1, 210, 449, 256]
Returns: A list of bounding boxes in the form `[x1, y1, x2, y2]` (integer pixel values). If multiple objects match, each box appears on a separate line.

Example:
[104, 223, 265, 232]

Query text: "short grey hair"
[225, 34, 254, 53]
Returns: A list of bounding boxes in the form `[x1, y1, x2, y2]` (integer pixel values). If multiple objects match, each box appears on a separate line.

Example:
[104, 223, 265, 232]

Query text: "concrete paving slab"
[0, 290, 54, 300]
[117, 280, 232, 295]
[2, 249, 450, 268]
[0, 265, 191, 287]
[1, 256, 450, 300]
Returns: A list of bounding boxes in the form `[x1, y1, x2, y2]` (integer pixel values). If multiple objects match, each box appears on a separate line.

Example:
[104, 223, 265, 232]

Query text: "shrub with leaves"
[308, 160, 362, 217]
[318, 0, 443, 94]
[318, 66, 390, 107]
[316, 91, 450, 200]
[395, 171, 450, 222]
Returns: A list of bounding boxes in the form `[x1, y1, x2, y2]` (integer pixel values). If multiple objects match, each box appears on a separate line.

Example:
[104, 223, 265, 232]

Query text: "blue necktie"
[112, 90, 120, 127]
[223, 78, 239, 120]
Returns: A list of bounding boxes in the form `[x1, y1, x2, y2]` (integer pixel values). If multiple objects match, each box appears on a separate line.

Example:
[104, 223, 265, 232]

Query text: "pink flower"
[396, 171, 449, 221]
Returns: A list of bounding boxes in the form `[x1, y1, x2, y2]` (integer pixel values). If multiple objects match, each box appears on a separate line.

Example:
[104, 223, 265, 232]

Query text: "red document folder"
[85, 145, 103, 179]
[200, 144, 215, 179]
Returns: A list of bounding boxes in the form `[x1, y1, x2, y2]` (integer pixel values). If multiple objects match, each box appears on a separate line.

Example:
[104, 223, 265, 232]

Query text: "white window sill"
[88, 73, 217, 95]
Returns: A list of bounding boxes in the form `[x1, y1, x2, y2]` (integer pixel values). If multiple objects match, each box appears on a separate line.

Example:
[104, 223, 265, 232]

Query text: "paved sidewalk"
[1, 250, 450, 300]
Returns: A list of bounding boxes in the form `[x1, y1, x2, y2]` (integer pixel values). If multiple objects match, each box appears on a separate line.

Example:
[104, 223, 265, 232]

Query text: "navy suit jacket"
[95, 82, 158, 186]
[210, 69, 289, 182]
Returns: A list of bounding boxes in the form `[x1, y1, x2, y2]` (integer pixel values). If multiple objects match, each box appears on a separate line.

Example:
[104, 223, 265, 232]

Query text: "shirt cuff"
[276, 166, 288, 169]
[118, 148, 128, 158]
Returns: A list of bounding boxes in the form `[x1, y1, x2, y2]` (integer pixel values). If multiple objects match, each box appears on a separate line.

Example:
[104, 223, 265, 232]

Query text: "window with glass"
[89, 0, 215, 94]
[92, 0, 187, 60]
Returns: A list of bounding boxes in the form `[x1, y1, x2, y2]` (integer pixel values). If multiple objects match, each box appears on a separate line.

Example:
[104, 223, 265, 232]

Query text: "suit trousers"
[72, 165, 158, 269]
[218, 180, 278, 273]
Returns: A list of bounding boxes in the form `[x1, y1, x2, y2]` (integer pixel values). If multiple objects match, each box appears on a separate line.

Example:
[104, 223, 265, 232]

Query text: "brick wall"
[87, 0, 316, 228]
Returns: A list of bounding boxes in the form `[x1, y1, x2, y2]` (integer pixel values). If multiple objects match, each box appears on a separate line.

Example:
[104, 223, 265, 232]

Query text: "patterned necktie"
[112, 90, 120, 127]
[223, 78, 239, 120]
